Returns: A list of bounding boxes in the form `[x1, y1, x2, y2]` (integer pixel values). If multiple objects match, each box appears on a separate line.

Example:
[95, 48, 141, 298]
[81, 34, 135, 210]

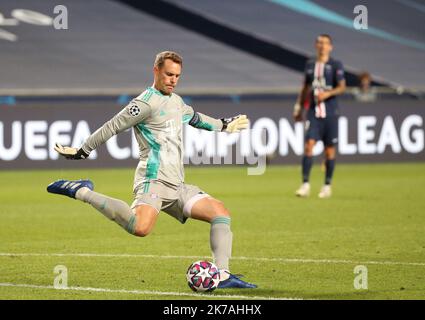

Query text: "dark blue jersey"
[304, 57, 345, 118]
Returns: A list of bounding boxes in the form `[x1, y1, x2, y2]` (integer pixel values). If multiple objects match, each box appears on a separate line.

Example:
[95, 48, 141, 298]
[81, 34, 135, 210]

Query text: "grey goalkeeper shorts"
[131, 179, 210, 224]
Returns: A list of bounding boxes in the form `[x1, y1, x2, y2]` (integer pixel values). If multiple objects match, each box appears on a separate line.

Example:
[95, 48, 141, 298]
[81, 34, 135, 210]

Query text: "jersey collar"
[149, 86, 171, 98]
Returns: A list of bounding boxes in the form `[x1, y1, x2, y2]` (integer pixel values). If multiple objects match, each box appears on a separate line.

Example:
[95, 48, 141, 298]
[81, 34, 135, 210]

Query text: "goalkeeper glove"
[221, 115, 249, 133]
[54, 143, 90, 160]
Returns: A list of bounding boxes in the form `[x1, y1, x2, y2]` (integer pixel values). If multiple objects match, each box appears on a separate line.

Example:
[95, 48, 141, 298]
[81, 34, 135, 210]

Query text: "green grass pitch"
[0, 163, 424, 300]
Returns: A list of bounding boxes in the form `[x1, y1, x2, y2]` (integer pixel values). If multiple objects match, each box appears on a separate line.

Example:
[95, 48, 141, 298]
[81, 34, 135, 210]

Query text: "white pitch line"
[0, 283, 299, 300]
[0, 252, 424, 267]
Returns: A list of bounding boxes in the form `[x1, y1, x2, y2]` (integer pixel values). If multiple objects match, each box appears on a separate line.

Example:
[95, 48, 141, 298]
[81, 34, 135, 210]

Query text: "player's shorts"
[305, 116, 339, 146]
[131, 179, 210, 224]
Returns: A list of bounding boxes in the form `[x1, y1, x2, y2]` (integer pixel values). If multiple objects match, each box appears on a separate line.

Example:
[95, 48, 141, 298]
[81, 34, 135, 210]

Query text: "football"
[186, 260, 220, 292]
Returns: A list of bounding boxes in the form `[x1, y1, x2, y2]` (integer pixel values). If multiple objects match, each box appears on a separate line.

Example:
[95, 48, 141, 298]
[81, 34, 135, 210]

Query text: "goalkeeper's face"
[154, 59, 182, 95]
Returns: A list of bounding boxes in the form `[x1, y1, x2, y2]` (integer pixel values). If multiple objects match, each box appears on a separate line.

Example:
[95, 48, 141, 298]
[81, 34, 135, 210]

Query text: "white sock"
[210, 216, 232, 272]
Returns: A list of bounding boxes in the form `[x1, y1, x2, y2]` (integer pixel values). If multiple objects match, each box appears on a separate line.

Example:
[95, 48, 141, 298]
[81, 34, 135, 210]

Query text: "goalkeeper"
[47, 51, 256, 289]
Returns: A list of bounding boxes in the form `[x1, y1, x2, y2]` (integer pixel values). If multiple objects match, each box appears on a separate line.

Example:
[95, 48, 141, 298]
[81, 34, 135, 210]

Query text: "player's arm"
[294, 60, 312, 122]
[55, 100, 152, 160]
[317, 61, 346, 102]
[317, 79, 346, 102]
[183, 104, 249, 133]
[293, 83, 310, 122]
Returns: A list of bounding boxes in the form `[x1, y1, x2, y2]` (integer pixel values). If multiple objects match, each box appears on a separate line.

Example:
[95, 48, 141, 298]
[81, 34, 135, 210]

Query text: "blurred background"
[1, 0, 424, 169]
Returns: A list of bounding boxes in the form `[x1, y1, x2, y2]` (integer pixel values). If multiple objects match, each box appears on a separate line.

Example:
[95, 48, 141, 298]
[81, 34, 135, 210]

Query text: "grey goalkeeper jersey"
[82, 87, 223, 186]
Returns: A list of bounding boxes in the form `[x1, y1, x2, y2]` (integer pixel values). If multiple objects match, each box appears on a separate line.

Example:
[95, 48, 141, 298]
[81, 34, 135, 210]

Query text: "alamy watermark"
[0, 5, 68, 41]
[53, 265, 68, 289]
[53, 5, 68, 30]
[182, 128, 268, 175]
[353, 265, 368, 290]
[353, 5, 368, 30]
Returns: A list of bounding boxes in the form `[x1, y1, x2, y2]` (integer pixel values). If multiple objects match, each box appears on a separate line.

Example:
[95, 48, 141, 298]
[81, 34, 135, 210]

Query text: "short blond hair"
[154, 51, 183, 68]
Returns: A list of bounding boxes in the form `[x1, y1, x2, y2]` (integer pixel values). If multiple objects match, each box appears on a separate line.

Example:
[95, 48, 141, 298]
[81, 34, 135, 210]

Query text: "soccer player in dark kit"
[293, 34, 346, 198]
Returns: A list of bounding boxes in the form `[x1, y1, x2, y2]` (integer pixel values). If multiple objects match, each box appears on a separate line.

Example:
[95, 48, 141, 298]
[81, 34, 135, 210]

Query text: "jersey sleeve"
[182, 103, 223, 132]
[182, 103, 195, 124]
[81, 99, 152, 153]
[335, 60, 345, 83]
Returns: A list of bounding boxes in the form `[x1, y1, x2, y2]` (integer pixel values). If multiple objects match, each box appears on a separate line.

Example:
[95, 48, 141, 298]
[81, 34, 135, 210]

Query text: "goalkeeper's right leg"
[47, 179, 157, 236]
